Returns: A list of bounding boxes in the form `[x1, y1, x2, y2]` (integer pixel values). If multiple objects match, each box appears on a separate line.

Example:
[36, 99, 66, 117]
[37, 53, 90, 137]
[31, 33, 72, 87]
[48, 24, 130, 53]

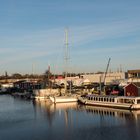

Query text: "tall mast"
[64, 28, 69, 94]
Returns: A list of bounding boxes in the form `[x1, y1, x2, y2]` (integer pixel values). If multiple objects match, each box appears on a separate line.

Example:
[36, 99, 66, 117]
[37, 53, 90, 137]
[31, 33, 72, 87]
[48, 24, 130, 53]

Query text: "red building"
[124, 83, 138, 96]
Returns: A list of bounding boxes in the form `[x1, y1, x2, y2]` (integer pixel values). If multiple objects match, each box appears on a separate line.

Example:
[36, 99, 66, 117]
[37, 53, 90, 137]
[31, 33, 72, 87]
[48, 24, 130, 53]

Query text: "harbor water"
[0, 95, 140, 140]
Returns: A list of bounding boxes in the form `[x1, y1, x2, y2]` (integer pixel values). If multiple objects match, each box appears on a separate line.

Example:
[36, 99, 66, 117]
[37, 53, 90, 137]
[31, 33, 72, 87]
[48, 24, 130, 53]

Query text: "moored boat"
[49, 95, 78, 103]
[50, 29, 78, 104]
[78, 95, 140, 110]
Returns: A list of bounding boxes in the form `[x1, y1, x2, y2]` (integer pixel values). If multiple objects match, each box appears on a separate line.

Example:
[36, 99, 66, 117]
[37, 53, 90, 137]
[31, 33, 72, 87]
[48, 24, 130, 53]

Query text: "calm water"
[1, 95, 140, 140]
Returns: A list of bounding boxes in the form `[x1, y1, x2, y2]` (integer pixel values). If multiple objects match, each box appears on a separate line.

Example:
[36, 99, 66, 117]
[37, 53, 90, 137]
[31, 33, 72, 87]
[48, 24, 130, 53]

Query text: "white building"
[82, 72, 127, 85]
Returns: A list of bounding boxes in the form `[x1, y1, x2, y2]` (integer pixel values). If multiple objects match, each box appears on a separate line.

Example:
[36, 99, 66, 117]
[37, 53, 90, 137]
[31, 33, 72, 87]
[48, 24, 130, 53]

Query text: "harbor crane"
[103, 58, 111, 85]
[99, 58, 111, 95]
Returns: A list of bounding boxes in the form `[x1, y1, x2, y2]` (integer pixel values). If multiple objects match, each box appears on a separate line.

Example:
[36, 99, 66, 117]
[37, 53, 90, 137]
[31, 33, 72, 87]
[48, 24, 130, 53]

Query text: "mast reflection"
[32, 100, 78, 127]
[32, 100, 140, 127]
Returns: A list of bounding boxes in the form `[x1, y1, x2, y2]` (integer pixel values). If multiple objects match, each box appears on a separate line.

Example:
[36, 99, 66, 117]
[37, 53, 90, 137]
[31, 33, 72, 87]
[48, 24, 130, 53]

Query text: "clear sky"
[0, 0, 140, 75]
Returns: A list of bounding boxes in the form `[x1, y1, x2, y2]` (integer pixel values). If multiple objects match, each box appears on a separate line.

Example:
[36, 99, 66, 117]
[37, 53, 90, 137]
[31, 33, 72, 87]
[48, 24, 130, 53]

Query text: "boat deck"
[78, 95, 140, 110]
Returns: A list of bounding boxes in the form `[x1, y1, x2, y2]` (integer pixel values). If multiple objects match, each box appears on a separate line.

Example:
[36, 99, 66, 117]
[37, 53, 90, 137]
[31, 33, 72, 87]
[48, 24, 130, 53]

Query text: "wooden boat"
[78, 95, 140, 110]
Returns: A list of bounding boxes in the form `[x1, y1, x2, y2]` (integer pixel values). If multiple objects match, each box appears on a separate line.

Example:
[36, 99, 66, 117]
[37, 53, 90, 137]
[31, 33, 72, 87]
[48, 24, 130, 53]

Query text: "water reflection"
[82, 105, 138, 120]
[80, 105, 140, 129]
[33, 101, 140, 120]
[1, 95, 140, 140]
[33, 100, 78, 126]
[32, 100, 140, 140]
[32, 100, 140, 125]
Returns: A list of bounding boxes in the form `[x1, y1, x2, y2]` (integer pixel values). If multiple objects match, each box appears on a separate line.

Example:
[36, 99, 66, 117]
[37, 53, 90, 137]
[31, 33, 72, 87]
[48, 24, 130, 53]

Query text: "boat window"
[124, 99, 133, 104]
[112, 99, 114, 102]
[101, 98, 103, 101]
[118, 99, 124, 103]
[137, 100, 140, 104]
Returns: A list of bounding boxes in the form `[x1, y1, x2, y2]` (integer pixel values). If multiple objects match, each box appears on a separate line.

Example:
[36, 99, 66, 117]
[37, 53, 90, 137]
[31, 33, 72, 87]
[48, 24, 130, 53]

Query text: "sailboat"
[49, 29, 78, 103]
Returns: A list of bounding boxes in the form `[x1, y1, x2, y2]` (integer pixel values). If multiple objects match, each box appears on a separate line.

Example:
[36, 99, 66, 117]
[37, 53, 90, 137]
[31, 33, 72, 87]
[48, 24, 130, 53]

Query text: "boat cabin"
[86, 95, 140, 104]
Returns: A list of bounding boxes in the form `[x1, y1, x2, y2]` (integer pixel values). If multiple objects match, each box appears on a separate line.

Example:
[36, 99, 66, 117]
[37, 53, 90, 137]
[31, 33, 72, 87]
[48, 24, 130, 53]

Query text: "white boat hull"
[50, 96, 78, 103]
[78, 96, 140, 110]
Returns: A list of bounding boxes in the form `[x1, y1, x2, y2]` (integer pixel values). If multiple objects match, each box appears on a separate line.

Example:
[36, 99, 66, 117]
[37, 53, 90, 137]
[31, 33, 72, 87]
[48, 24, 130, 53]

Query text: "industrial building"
[82, 72, 128, 85]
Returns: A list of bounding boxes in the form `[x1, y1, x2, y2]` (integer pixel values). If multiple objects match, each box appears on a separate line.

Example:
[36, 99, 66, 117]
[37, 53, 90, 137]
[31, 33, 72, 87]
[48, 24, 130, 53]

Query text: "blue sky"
[0, 0, 140, 75]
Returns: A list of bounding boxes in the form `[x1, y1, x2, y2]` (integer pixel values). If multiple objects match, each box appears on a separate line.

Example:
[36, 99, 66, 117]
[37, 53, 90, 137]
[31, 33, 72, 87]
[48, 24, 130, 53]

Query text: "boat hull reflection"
[81, 105, 140, 120]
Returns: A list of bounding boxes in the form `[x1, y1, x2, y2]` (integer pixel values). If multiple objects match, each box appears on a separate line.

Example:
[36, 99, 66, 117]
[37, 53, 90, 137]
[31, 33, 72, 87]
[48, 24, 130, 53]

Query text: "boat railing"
[116, 98, 134, 104]
[116, 97, 140, 105]
[86, 95, 140, 105]
[86, 95, 116, 103]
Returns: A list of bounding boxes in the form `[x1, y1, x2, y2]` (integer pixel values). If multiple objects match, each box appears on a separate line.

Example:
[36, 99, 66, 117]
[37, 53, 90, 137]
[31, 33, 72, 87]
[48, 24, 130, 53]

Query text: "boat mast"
[64, 28, 69, 94]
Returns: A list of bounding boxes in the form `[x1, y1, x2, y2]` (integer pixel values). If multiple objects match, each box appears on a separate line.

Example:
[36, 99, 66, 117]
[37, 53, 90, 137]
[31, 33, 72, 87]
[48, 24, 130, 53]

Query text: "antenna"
[32, 62, 35, 75]
[120, 64, 122, 72]
[64, 28, 69, 94]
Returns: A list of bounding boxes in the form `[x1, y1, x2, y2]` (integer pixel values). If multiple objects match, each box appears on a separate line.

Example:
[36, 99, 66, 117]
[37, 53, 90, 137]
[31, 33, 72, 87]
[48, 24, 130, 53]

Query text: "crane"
[103, 58, 111, 85]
